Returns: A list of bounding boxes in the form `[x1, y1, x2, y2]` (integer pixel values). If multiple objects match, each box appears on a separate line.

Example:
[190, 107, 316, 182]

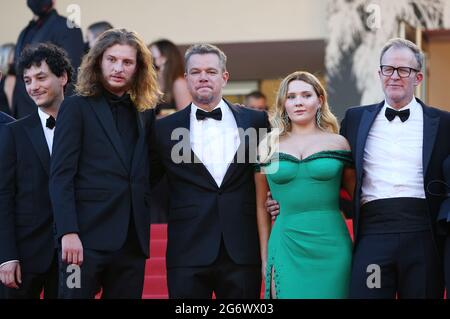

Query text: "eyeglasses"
[380, 65, 419, 78]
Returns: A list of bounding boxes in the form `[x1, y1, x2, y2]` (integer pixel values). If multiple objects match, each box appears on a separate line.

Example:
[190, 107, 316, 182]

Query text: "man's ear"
[222, 71, 229, 86]
[414, 71, 424, 86]
[60, 71, 68, 88]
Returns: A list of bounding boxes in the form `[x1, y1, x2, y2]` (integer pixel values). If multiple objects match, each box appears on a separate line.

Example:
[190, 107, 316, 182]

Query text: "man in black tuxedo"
[0, 73, 15, 300]
[267, 38, 450, 298]
[0, 43, 73, 298]
[49, 29, 159, 299]
[339, 38, 450, 298]
[13, 0, 84, 119]
[150, 44, 269, 298]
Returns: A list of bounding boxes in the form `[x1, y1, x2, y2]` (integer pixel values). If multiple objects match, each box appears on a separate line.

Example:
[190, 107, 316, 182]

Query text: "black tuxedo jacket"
[0, 111, 14, 125]
[340, 98, 450, 247]
[150, 102, 269, 268]
[0, 112, 55, 273]
[13, 10, 84, 119]
[49, 95, 153, 257]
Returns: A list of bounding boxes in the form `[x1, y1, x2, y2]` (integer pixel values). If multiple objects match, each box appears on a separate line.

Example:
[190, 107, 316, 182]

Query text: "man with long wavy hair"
[49, 29, 159, 299]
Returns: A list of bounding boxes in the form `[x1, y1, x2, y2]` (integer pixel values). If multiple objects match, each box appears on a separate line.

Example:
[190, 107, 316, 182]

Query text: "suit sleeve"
[340, 109, 348, 138]
[148, 117, 166, 188]
[49, 98, 83, 239]
[339, 109, 354, 219]
[258, 110, 270, 142]
[0, 126, 19, 264]
[263, 110, 270, 131]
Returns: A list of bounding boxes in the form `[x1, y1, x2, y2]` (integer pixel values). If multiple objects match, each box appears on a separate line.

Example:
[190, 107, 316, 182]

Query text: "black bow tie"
[385, 107, 410, 122]
[196, 108, 222, 121]
[46, 116, 56, 129]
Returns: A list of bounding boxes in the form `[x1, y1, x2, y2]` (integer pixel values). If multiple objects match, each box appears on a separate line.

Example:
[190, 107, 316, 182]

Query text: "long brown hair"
[149, 39, 184, 104]
[76, 28, 160, 111]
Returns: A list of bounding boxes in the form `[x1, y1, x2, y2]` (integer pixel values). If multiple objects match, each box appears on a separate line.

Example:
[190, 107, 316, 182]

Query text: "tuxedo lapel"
[89, 96, 129, 173]
[355, 102, 384, 181]
[131, 110, 146, 174]
[221, 103, 246, 188]
[24, 112, 50, 176]
[421, 102, 440, 177]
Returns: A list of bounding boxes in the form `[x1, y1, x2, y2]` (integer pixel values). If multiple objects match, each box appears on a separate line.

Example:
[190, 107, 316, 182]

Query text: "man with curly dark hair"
[12, 0, 83, 119]
[0, 43, 73, 299]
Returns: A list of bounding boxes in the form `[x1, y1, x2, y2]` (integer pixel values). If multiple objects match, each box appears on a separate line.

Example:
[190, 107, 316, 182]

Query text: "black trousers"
[57, 225, 146, 299]
[167, 240, 261, 299]
[349, 231, 444, 299]
[3, 254, 58, 299]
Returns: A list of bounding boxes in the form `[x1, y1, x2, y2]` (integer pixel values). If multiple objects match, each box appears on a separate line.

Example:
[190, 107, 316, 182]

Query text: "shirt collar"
[191, 99, 227, 117]
[37, 107, 53, 129]
[384, 96, 418, 112]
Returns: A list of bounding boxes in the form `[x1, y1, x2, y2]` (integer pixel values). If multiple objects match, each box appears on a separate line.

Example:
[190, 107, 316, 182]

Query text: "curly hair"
[76, 28, 160, 111]
[259, 71, 339, 163]
[17, 43, 73, 91]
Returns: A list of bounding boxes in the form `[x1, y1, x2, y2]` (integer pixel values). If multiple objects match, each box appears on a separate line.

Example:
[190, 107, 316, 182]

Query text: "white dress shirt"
[190, 100, 240, 187]
[361, 97, 425, 205]
[38, 107, 55, 155]
[0, 108, 55, 269]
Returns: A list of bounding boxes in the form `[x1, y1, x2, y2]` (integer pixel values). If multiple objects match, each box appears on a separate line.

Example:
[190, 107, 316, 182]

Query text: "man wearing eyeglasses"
[339, 38, 450, 298]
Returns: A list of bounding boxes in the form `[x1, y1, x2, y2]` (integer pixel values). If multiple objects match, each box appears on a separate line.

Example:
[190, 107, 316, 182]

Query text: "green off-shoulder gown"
[259, 150, 353, 299]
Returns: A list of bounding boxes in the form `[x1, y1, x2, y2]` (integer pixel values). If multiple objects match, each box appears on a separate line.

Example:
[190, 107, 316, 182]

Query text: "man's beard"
[195, 93, 214, 106]
[35, 97, 54, 109]
[102, 76, 132, 96]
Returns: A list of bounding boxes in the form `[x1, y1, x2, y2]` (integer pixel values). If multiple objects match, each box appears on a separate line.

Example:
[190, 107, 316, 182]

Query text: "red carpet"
[143, 224, 168, 299]
[142, 221, 355, 299]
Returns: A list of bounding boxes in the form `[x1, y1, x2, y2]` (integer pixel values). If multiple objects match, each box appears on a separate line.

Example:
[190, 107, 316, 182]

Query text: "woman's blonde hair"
[76, 28, 160, 111]
[259, 71, 339, 163]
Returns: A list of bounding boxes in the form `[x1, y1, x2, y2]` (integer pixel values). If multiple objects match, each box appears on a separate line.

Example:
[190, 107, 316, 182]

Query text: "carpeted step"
[142, 294, 169, 299]
[150, 239, 167, 257]
[145, 257, 166, 275]
[150, 224, 167, 240]
[143, 275, 168, 295]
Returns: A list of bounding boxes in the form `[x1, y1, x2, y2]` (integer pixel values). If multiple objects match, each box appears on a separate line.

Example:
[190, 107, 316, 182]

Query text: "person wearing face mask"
[12, 0, 83, 119]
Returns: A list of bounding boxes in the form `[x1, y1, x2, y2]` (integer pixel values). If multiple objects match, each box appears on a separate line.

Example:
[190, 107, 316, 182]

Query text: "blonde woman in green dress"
[255, 71, 355, 298]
